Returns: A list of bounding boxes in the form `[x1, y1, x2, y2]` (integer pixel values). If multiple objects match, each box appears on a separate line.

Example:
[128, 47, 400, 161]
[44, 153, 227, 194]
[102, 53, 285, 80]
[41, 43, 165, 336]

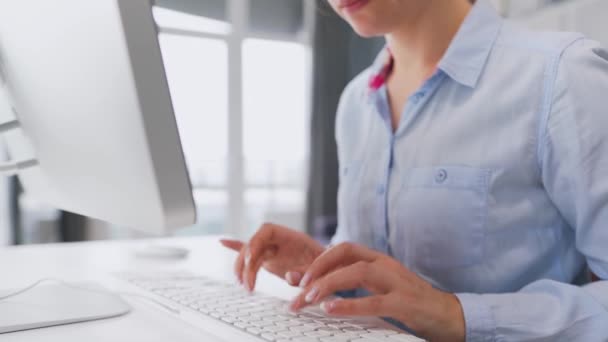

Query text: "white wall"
[514, 0, 608, 46]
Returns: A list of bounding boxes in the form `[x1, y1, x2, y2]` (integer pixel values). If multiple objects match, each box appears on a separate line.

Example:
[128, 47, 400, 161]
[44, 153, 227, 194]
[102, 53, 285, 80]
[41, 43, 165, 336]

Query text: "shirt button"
[411, 93, 424, 103]
[435, 169, 448, 183]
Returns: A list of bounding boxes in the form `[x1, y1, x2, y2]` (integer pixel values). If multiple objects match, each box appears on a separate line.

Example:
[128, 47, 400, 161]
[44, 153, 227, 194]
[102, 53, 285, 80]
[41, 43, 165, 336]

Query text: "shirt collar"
[368, 0, 502, 91]
[438, 0, 503, 88]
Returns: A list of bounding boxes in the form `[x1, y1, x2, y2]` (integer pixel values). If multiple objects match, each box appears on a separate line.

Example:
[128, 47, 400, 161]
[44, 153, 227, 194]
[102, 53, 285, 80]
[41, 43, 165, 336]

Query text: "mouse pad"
[0, 282, 131, 334]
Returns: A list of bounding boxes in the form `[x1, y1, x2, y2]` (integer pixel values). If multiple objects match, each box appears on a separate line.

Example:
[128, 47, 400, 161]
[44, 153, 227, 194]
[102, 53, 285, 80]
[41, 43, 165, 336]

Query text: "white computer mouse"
[133, 245, 190, 260]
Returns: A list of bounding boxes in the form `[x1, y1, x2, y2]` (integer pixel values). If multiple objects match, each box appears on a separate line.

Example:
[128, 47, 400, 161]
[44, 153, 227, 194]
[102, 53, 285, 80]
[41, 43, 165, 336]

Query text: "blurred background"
[0, 0, 607, 246]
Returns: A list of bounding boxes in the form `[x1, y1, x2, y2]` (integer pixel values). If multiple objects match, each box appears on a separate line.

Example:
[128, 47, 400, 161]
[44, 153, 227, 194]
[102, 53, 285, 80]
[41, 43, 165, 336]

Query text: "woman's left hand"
[290, 242, 466, 342]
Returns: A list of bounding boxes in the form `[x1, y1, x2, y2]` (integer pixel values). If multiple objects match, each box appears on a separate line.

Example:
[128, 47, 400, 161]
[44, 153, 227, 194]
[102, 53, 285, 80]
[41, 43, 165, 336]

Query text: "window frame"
[155, 0, 315, 238]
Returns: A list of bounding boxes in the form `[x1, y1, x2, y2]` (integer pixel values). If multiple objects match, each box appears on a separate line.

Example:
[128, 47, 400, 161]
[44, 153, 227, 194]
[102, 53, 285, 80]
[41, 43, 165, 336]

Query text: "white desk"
[0, 236, 300, 341]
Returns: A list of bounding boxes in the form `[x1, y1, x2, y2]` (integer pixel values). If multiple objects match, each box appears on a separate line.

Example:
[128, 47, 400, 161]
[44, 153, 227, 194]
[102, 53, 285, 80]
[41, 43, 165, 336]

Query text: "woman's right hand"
[220, 223, 325, 292]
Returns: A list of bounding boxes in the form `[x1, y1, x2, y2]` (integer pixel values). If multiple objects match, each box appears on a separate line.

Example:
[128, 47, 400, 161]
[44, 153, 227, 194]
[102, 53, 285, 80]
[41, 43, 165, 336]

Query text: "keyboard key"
[290, 325, 317, 333]
[304, 330, 333, 338]
[246, 327, 263, 335]
[350, 323, 378, 329]
[275, 320, 303, 328]
[388, 334, 426, 342]
[332, 332, 362, 339]
[234, 321, 251, 329]
[320, 338, 352, 342]
[291, 337, 323, 342]
[359, 332, 395, 339]
[251, 311, 278, 319]
[341, 326, 365, 332]
[263, 325, 289, 333]
[264, 315, 288, 323]
[277, 330, 304, 338]
[366, 329, 398, 335]
[250, 320, 275, 328]
[220, 316, 237, 323]
[261, 333, 278, 341]
[197, 307, 211, 314]
[316, 327, 341, 334]
[294, 318, 315, 325]
[314, 318, 342, 324]
[299, 312, 324, 319]
[327, 324, 353, 330]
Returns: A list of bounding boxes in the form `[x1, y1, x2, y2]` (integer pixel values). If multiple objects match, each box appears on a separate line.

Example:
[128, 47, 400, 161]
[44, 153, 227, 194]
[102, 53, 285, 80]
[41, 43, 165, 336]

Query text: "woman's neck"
[386, 1, 473, 74]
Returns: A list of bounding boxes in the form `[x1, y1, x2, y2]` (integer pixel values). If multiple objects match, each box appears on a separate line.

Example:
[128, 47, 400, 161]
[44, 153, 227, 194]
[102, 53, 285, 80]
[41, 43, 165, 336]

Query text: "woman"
[221, 0, 608, 340]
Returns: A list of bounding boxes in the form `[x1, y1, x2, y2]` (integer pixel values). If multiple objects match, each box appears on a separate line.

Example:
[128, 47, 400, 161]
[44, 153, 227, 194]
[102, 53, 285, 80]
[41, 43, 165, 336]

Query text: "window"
[242, 38, 310, 236]
[153, 0, 313, 239]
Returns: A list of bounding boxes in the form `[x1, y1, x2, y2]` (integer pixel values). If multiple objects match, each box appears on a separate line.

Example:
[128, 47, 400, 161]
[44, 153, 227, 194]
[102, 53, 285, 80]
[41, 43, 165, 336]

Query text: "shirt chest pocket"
[394, 166, 491, 270]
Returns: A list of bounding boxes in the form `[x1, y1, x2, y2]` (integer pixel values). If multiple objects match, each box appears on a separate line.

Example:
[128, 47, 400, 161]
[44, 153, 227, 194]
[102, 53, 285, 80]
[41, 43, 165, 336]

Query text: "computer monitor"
[0, 0, 196, 234]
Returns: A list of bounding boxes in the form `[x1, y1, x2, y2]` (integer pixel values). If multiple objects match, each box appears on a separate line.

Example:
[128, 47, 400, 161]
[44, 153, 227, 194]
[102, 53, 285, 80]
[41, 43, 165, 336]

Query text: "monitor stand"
[0, 282, 131, 334]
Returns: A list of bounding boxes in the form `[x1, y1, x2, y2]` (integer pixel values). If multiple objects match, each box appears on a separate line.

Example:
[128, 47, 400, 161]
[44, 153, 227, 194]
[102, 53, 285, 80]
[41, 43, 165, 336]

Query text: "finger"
[246, 246, 278, 292]
[299, 242, 377, 288]
[291, 261, 392, 311]
[285, 271, 303, 286]
[220, 239, 246, 284]
[321, 295, 392, 318]
[234, 245, 246, 285]
[220, 239, 245, 252]
[243, 225, 277, 291]
[283, 264, 310, 286]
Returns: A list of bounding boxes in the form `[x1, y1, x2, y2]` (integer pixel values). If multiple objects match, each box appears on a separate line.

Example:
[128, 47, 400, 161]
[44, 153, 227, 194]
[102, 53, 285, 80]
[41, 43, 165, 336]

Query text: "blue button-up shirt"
[332, 1, 608, 340]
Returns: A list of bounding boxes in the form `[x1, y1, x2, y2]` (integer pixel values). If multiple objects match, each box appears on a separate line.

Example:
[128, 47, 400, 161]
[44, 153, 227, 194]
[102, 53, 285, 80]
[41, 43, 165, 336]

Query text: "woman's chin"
[350, 25, 386, 38]
[345, 15, 389, 38]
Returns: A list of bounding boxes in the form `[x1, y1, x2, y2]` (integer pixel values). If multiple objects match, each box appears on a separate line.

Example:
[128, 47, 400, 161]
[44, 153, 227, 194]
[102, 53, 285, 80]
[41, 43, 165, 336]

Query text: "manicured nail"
[299, 273, 311, 288]
[285, 272, 300, 285]
[246, 277, 254, 292]
[243, 272, 249, 289]
[321, 300, 336, 313]
[245, 249, 252, 265]
[304, 287, 319, 304]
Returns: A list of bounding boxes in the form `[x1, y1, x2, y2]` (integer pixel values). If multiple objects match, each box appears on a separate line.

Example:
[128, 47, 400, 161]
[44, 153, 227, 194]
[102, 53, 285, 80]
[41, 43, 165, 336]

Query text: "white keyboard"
[123, 273, 424, 342]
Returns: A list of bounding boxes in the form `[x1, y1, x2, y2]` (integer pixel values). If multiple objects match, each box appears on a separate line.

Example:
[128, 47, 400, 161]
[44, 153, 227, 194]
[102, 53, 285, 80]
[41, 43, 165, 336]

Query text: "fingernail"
[304, 287, 319, 304]
[285, 272, 299, 285]
[245, 250, 252, 265]
[299, 273, 311, 288]
[321, 300, 336, 313]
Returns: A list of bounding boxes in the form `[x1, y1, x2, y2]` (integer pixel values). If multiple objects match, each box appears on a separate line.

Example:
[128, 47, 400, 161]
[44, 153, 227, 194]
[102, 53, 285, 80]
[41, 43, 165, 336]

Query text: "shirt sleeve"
[331, 71, 369, 246]
[456, 39, 608, 341]
[331, 89, 354, 246]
